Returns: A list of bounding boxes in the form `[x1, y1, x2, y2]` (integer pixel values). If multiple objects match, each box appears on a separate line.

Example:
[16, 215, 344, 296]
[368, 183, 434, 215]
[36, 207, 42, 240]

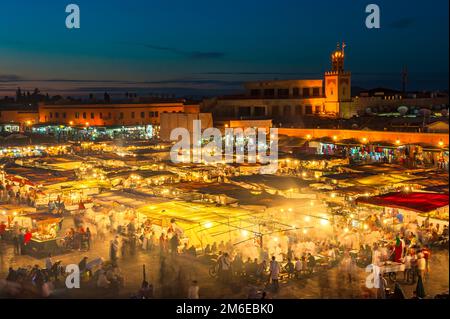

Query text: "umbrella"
[416, 275, 426, 298]
[392, 282, 406, 299]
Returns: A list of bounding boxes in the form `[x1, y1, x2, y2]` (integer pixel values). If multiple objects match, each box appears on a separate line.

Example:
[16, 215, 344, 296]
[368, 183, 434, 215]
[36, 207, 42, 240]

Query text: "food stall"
[356, 192, 449, 228]
[22, 213, 64, 258]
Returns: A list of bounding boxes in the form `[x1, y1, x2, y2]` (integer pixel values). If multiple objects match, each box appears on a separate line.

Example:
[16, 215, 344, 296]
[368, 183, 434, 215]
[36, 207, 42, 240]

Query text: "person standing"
[110, 236, 119, 263]
[294, 257, 302, 279]
[45, 253, 53, 270]
[422, 246, 431, 275]
[416, 252, 426, 282]
[269, 256, 280, 292]
[402, 250, 413, 282]
[159, 233, 167, 256]
[220, 253, 231, 283]
[170, 233, 180, 256]
[85, 227, 92, 251]
[187, 280, 200, 299]
[0, 221, 6, 240]
[341, 252, 355, 283]
[307, 253, 316, 274]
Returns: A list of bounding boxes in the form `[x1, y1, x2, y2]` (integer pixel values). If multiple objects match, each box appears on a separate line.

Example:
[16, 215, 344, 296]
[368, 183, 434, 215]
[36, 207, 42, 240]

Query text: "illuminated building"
[205, 43, 352, 119]
[38, 102, 199, 127]
[204, 43, 448, 120]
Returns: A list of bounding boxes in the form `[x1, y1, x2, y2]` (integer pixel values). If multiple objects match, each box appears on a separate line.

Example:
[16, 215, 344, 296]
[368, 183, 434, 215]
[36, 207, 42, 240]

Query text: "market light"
[438, 141, 444, 147]
[332, 135, 338, 141]
[363, 224, 369, 230]
[344, 227, 349, 233]
[362, 137, 368, 143]
[320, 219, 329, 226]
[204, 222, 213, 229]
[350, 214, 355, 219]
[26, 120, 32, 126]
[85, 122, 90, 127]
[383, 219, 388, 224]
[241, 230, 249, 237]
[395, 139, 401, 145]
[273, 236, 279, 242]
[288, 208, 293, 212]
[330, 193, 336, 198]
[306, 134, 312, 140]
[302, 172, 307, 178]
[302, 229, 308, 234]
[304, 216, 311, 222]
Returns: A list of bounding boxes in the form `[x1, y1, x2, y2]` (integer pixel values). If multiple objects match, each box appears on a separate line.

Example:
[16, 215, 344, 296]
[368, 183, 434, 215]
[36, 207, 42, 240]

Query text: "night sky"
[0, 0, 448, 97]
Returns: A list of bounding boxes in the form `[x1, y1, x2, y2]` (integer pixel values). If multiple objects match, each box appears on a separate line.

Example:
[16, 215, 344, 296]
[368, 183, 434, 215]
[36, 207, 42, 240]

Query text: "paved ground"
[0, 236, 448, 299]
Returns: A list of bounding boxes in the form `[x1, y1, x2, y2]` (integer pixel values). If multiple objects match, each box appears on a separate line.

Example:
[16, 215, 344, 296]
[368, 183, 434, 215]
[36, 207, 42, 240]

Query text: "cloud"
[388, 17, 416, 29]
[137, 43, 225, 60]
[0, 74, 24, 82]
[198, 71, 321, 76]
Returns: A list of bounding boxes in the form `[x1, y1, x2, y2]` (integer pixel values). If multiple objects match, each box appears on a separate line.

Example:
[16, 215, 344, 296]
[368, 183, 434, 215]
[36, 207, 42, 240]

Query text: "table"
[379, 262, 405, 282]
[379, 262, 405, 274]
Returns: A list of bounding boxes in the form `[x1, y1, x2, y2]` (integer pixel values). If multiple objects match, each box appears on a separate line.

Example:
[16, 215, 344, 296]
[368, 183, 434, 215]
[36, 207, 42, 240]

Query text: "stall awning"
[356, 192, 449, 213]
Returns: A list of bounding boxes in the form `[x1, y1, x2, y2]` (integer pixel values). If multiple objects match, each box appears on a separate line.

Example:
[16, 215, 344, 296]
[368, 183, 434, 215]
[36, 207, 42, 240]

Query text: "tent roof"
[356, 192, 449, 213]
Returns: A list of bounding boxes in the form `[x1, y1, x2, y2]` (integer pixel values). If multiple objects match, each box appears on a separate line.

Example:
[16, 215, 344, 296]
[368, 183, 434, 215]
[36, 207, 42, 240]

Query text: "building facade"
[0, 105, 39, 132]
[205, 44, 352, 120]
[38, 102, 199, 127]
[204, 44, 448, 121]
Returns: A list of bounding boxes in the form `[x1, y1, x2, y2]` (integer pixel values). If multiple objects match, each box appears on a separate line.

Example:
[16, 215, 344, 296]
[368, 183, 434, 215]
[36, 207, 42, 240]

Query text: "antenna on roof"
[402, 66, 408, 94]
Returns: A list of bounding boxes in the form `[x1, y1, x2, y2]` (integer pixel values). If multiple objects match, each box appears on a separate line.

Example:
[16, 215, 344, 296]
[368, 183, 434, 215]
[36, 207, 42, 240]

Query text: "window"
[313, 87, 320, 97]
[50, 112, 53, 118]
[131, 112, 135, 119]
[149, 111, 154, 117]
[155, 111, 159, 117]
[302, 88, 310, 97]
[55, 112, 59, 118]
[99, 113, 103, 119]
[91, 113, 94, 119]
[254, 107, 265, 116]
[238, 107, 251, 117]
[272, 106, 279, 117]
[292, 88, 300, 97]
[278, 89, 289, 97]
[119, 112, 124, 119]
[315, 106, 321, 114]
[250, 89, 260, 97]
[264, 89, 275, 97]
[141, 112, 145, 118]
[305, 105, 312, 115]
[108, 112, 112, 119]
[63, 112, 66, 118]
[83, 112, 86, 119]
[75, 112, 79, 119]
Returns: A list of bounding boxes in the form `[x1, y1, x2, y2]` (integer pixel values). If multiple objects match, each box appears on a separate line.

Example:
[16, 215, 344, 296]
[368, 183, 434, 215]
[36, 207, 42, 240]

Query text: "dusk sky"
[0, 0, 448, 97]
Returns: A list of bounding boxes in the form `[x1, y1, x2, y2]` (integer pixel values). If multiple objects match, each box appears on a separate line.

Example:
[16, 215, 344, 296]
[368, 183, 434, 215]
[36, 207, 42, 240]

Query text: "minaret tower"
[324, 42, 352, 118]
